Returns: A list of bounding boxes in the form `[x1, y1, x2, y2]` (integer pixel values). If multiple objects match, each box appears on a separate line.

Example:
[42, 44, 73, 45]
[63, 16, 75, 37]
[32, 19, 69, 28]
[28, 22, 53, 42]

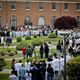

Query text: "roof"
[1, 0, 80, 3]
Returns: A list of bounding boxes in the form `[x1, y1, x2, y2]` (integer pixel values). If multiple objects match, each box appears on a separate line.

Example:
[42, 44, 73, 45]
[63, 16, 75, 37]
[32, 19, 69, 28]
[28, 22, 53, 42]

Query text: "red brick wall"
[0, 1, 80, 28]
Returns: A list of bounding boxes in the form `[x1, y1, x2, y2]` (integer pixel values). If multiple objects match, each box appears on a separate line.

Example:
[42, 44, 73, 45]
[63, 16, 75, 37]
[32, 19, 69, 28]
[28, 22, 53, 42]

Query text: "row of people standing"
[22, 43, 50, 60]
[40, 43, 49, 58]
[0, 36, 12, 46]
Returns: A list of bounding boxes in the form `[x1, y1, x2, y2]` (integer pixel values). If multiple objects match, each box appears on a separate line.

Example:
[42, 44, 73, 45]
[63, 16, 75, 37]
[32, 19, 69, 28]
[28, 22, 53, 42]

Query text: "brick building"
[0, 0, 80, 29]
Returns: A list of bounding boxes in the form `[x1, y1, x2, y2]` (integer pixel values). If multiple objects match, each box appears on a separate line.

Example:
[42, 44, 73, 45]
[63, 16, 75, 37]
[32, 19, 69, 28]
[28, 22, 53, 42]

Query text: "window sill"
[11, 9, 16, 11]
[64, 10, 68, 11]
[76, 10, 80, 11]
[52, 9, 56, 11]
[25, 9, 30, 11]
[39, 9, 44, 11]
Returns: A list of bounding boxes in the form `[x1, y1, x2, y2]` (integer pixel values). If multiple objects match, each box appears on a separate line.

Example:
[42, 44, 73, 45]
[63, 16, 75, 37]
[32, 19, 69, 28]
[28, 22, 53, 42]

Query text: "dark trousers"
[47, 73, 53, 80]
[40, 53, 43, 58]
[45, 52, 49, 58]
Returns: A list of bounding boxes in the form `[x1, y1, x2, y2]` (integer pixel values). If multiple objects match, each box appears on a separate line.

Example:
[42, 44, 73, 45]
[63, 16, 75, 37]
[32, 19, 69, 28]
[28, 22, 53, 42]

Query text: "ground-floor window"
[0, 16, 3, 26]
[24, 16, 32, 26]
[51, 16, 57, 27]
[38, 16, 45, 27]
[76, 16, 80, 27]
[10, 16, 17, 30]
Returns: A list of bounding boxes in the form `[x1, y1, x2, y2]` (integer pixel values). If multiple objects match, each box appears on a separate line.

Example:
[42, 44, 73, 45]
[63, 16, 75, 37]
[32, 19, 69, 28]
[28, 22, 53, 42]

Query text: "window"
[11, 1, 16, 10]
[11, 16, 17, 27]
[0, 16, 3, 25]
[38, 16, 45, 26]
[51, 16, 57, 26]
[77, 16, 80, 26]
[39, 2, 44, 10]
[0, 2, 2, 10]
[24, 16, 32, 26]
[76, 3, 80, 11]
[64, 3, 68, 11]
[25, 2, 30, 10]
[52, 2, 56, 11]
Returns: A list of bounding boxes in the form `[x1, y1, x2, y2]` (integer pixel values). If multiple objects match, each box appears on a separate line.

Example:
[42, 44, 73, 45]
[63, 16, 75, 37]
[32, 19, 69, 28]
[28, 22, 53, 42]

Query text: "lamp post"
[60, 33, 70, 80]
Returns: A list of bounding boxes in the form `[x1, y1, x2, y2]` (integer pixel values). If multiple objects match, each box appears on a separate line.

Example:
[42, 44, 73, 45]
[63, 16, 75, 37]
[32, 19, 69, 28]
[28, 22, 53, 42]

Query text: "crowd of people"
[9, 52, 71, 80]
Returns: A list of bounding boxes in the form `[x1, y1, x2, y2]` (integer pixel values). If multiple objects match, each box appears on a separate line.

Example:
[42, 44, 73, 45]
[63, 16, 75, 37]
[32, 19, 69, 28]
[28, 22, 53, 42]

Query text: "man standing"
[40, 44, 44, 58]
[22, 47, 26, 59]
[19, 64, 26, 80]
[44, 43, 49, 58]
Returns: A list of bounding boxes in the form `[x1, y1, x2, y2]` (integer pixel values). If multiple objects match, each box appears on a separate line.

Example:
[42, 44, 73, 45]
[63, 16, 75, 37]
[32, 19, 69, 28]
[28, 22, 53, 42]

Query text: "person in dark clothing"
[56, 40, 62, 52]
[40, 44, 44, 58]
[68, 46, 73, 54]
[47, 64, 54, 80]
[11, 59, 16, 71]
[39, 60, 46, 80]
[30, 64, 37, 80]
[44, 43, 49, 58]
[72, 37, 75, 47]
[48, 55, 53, 62]
[35, 61, 42, 80]
[27, 46, 32, 58]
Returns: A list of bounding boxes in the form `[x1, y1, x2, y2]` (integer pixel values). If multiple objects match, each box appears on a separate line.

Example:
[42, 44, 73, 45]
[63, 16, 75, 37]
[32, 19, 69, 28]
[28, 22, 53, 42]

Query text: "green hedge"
[25, 36, 31, 40]
[32, 38, 43, 46]
[16, 37, 22, 42]
[33, 35, 37, 38]
[67, 56, 80, 80]
[0, 57, 6, 71]
[16, 42, 28, 50]
[48, 32, 57, 38]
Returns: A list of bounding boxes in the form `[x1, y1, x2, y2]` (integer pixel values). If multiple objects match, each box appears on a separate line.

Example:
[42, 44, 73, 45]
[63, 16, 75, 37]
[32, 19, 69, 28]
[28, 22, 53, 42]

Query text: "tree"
[54, 16, 78, 29]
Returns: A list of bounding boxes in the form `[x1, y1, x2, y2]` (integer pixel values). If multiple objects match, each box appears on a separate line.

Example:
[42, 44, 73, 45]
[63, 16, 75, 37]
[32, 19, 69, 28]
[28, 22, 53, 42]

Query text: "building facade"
[0, 0, 80, 29]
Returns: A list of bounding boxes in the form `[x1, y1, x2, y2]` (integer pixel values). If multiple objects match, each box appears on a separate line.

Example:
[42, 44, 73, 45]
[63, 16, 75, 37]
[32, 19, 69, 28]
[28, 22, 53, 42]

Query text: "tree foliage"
[54, 16, 78, 29]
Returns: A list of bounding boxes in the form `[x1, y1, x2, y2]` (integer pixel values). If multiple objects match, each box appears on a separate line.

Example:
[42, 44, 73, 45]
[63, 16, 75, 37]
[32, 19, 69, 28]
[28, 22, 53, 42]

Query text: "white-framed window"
[51, 16, 57, 26]
[76, 3, 80, 11]
[11, 1, 16, 10]
[25, 2, 30, 10]
[0, 2, 2, 10]
[38, 16, 45, 26]
[11, 16, 17, 27]
[0, 16, 3, 25]
[24, 16, 32, 26]
[39, 2, 44, 11]
[52, 2, 56, 11]
[77, 16, 80, 26]
[64, 3, 68, 11]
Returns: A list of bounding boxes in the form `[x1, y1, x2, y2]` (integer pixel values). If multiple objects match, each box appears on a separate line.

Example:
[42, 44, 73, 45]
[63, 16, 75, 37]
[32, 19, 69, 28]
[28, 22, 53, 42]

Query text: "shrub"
[14, 50, 18, 55]
[48, 32, 57, 38]
[16, 37, 22, 42]
[8, 51, 15, 56]
[7, 48, 11, 52]
[16, 42, 28, 50]
[25, 36, 31, 40]
[33, 35, 37, 38]
[32, 38, 43, 46]
[0, 57, 6, 71]
[0, 51, 6, 56]
[67, 56, 80, 80]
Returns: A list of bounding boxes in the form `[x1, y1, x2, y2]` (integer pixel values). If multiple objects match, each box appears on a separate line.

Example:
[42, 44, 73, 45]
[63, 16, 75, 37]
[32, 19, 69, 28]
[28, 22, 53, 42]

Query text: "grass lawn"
[0, 73, 10, 80]
[0, 36, 63, 69]
[11, 36, 62, 46]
